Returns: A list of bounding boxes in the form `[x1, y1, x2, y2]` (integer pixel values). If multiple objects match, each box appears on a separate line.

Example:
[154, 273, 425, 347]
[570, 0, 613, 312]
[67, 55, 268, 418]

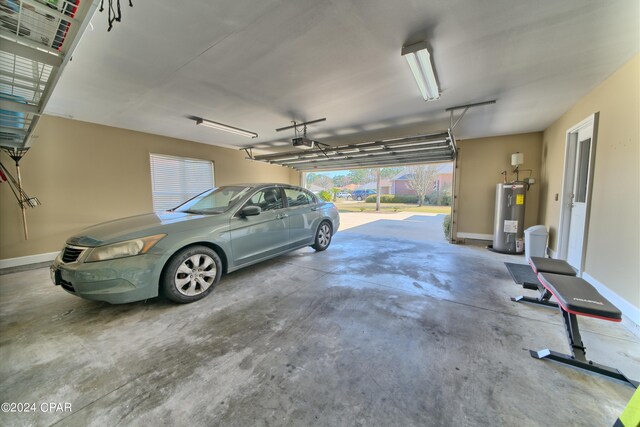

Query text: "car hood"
[66, 211, 213, 247]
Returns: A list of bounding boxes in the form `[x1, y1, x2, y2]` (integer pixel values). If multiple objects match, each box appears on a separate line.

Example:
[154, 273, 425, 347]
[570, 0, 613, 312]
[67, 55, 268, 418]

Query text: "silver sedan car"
[50, 184, 340, 304]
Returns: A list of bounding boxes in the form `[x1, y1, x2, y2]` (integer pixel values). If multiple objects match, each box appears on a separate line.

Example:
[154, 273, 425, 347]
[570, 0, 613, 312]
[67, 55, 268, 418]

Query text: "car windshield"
[173, 186, 252, 214]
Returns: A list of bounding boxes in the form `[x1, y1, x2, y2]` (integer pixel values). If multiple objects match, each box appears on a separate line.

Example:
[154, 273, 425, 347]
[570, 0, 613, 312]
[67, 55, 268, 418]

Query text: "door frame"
[557, 112, 599, 274]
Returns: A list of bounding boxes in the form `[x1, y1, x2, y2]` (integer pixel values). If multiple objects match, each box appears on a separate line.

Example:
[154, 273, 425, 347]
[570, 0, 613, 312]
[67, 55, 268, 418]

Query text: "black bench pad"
[538, 272, 621, 321]
[529, 257, 576, 276]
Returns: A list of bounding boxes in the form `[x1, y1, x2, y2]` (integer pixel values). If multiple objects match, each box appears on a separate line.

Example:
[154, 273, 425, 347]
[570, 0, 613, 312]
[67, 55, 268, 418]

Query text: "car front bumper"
[51, 253, 163, 304]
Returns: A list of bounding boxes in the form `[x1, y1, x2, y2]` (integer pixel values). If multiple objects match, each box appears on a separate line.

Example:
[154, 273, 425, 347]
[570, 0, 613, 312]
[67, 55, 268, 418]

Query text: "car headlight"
[85, 234, 166, 263]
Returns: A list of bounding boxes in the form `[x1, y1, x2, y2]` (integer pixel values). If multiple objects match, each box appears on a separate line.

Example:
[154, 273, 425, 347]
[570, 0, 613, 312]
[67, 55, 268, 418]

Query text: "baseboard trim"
[457, 232, 493, 241]
[582, 272, 640, 330]
[0, 252, 58, 269]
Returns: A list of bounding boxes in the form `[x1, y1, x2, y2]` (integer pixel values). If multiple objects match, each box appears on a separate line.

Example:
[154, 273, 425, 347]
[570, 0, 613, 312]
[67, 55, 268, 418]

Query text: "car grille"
[59, 277, 76, 293]
[62, 246, 85, 263]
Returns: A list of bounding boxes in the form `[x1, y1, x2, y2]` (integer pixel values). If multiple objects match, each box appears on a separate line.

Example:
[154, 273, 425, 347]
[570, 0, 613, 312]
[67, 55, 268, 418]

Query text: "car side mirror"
[240, 205, 261, 217]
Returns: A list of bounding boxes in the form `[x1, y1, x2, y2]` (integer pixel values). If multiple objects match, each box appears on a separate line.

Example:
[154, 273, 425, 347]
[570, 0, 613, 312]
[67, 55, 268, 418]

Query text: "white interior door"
[566, 124, 593, 270]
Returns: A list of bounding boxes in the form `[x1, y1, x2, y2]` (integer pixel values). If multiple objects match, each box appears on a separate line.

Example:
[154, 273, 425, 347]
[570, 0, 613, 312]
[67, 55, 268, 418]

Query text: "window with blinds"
[149, 154, 215, 211]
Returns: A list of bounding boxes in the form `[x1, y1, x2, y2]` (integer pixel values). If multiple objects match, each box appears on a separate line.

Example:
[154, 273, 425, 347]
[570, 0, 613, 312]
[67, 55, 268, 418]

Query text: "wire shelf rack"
[0, 0, 98, 149]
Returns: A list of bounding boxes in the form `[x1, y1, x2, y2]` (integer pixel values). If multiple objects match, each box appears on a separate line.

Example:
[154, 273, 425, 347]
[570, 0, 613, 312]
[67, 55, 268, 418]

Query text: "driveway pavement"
[339, 212, 447, 242]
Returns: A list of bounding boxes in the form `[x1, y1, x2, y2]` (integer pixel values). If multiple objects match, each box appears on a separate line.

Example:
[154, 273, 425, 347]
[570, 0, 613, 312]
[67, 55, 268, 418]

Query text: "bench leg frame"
[511, 295, 558, 308]
[530, 311, 639, 388]
[511, 281, 558, 309]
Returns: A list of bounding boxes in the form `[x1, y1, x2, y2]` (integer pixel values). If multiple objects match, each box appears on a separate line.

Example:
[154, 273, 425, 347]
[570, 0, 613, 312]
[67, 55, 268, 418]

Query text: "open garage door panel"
[250, 130, 456, 171]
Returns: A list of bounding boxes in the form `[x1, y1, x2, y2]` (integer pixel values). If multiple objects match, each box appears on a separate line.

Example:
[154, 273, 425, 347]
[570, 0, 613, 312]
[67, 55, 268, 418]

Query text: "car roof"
[221, 183, 303, 189]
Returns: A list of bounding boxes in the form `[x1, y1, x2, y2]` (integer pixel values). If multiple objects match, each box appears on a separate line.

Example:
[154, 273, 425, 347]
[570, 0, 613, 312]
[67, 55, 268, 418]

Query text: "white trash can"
[525, 225, 548, 262]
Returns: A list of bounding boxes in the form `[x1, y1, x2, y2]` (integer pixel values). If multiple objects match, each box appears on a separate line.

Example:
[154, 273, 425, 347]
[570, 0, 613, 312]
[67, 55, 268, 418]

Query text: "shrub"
[365, 194, 393, 203]
[424, 194, 438, 205]
[439, 193, 452, 206]
[319, 190, 332, 202]
[424, 192, 452, 206]
[393, 195, 419, 204]
[442, 214, 452, 239]
[364, 194, 419, 203]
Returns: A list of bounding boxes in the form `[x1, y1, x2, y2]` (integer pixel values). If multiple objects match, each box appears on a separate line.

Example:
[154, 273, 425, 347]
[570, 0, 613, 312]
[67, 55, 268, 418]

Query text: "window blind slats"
[150, 154, 214, 211]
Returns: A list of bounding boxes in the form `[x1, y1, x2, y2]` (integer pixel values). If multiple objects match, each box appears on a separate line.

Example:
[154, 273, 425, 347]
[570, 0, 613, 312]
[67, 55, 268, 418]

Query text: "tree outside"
[314, 175, 334, 190]
[332, 175, 349, 187]
[305, 172, 318, 187]
[305, 167, 404, 190]
[406, 164, 439, 206]
[347, 168, 376, 185]
[380, 167, 403, 179]
[305, 173, 334, 190]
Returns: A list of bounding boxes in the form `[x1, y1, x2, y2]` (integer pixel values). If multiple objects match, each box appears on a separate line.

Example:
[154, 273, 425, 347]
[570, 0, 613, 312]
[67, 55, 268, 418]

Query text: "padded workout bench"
[511, 257, 576, 308]
[529, 272, 638, 388]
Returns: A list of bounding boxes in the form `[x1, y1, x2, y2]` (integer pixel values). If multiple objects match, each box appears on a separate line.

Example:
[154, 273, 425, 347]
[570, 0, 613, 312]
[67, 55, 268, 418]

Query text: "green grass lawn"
[334, 201, 451, 214]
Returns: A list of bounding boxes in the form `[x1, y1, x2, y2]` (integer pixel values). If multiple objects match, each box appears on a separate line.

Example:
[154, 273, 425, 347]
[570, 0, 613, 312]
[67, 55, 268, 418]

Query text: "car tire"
[161, 245, 222, 303]
[312, 221, 333, 252]
[357, 196, 363, 201]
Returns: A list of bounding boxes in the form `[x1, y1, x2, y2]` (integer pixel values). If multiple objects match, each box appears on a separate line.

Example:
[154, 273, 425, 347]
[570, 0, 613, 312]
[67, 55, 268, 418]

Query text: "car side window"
[245, 188, 283, 212]
[284, 188, 314, 207]
[305, 189, 318, 204]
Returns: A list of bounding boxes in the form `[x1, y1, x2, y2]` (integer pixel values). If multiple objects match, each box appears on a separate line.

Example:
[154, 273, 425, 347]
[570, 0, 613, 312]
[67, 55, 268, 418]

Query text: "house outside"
[349, 163, 453, 196]
[358, 179, 391, 194]
[340, 183, 359, 193]
[389, 163, 453, 196]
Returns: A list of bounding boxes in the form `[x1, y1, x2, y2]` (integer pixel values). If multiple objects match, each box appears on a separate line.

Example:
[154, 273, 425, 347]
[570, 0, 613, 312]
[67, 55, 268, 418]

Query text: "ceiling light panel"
[401, 41, 440, 101]
[196, 118, 258, 138]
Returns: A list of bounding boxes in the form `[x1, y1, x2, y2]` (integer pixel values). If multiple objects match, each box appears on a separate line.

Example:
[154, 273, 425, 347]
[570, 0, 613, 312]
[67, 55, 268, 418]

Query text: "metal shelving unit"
[0, 0, 98, 239]
[0, 0, 99, 150]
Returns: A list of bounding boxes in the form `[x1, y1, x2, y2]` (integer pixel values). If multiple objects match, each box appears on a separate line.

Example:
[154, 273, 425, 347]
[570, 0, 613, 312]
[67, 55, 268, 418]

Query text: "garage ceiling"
[43, 0, 638, 155]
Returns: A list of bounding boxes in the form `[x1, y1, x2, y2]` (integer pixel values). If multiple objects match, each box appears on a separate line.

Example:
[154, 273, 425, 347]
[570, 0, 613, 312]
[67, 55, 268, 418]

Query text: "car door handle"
[276, 214, 289, 219]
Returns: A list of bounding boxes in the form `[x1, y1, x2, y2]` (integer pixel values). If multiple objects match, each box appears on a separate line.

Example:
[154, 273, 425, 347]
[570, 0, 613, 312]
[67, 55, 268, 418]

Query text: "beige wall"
[540, 54, 639, 310]
[0, 116, 295, 260]
[288, 169, 301, 187]
[456, 133, 543, 237]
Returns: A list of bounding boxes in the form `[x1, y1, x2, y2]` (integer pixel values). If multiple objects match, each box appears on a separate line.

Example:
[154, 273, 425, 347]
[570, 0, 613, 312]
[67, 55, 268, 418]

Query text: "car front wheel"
[312, 221, 332, 251]
[161, 245, 222, 303]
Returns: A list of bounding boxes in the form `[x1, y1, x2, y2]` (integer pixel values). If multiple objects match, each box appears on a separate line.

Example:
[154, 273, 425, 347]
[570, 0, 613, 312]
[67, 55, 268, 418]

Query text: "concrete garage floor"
[1, 214, 639, 426]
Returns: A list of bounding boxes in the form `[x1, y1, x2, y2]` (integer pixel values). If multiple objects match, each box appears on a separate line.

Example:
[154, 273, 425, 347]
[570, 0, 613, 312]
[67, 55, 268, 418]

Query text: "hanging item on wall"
[98, 0, 134, 31]
[0, 148, 41, 240]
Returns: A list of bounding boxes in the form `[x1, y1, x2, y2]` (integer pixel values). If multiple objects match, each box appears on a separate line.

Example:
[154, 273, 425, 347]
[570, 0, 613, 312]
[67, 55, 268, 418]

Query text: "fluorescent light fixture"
[401, 41, 440, 101]
[196, 118, 258, 138]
